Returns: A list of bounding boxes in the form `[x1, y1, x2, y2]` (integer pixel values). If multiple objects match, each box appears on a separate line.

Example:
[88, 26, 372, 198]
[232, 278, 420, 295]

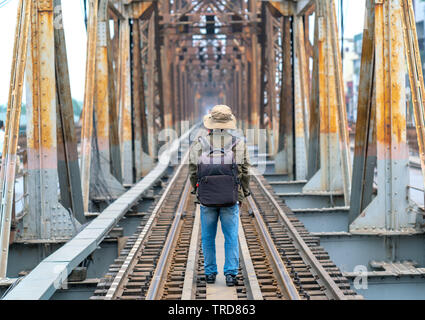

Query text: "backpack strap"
[198, 136, 212, 153]
[224, 135, 240, 152]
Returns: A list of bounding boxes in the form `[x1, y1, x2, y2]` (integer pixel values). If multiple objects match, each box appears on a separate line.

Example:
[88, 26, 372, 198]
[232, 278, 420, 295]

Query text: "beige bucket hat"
[203, 105, 237, 130]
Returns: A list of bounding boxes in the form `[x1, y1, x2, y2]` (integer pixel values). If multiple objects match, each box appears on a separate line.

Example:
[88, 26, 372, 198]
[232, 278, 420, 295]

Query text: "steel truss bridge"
[0, 0, 425, 300]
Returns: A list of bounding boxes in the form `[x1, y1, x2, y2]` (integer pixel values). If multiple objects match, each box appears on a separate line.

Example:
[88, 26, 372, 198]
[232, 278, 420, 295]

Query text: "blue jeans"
[200, 204, 239, 276]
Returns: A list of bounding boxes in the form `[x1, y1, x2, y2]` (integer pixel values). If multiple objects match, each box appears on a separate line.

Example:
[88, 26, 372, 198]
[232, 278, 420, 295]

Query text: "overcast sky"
[0, 0, 366, 105]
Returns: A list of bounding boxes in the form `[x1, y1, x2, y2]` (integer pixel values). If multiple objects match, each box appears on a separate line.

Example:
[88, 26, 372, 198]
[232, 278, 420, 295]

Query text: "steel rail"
[246, 195, 301, 300]
[180, 204, 264, 300]
[145, 178, 192, 300]
[105, 151, 191, 300]
[181, 205, 201, 300]
[237, 215, 263, 300]
[251, 168, 347, 300]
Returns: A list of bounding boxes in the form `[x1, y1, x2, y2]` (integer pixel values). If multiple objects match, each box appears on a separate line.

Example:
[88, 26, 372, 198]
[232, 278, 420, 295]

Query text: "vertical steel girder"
[260, 3, 279, 156]
[136, 18, 155, 176]
[146, 13, 157, 159]
[276, 15, 294, 177]
[80, 0, 98, 212]
[160, 23, 173, 132]
[307, 9, 320, 181]
[54, 0, 85, 225]
[241, 52, 249, 131]
[293, 15, 309, 180]
[401, 0, 425, 207]
[23, 0, 81, 241]
[0, 0, 86, 247]
[248, 0, 260, 134]
[348, 0, 377, 227]
[117, 18, 133, 185]
[108, 14, 122, 183]
[153, 3, 165, 133]
[139, 7, 164, 161]
[81, 0, 124, 212]
[93, 0, 125, 193]
[350, 0, 423, 235]
[274, 5, 309, 180]
[0, 0, 31, 279]
[131, 18, 144, 181]
[303, 0, 351, 206]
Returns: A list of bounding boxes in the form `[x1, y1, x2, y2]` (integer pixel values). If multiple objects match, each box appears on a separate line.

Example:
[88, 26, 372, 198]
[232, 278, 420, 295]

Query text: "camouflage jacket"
[189, 130, 251, 203]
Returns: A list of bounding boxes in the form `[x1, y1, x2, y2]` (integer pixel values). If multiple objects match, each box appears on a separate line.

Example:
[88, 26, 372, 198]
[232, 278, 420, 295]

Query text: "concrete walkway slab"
[206, 221, 238, 300]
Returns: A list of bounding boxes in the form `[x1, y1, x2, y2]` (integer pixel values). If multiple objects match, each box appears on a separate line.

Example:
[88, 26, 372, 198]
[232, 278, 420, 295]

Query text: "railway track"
[91, 149, 361, 300]
[246, 171, 359, 300]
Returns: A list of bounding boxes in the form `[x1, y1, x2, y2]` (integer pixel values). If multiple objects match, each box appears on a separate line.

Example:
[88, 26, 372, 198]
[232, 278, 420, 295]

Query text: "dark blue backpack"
[196, 135, 240, 207]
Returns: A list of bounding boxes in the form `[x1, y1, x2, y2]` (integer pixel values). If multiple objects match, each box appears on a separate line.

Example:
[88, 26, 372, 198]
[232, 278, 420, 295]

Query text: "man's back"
[195, 105, 247, 286]
[189, 129, 250, 203]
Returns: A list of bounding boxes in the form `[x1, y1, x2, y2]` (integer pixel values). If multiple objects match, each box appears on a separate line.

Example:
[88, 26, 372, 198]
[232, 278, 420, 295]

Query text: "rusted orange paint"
[353, 0, 375, 158]
[269, 1, 293, 16]
[129, 2, 153, 19]
[94, 46, 110, 151]
[28, 7, 56, 153]
[119, 22, 132, 143]
[317, 29, 328, 135]
[375, 1, 406, 147]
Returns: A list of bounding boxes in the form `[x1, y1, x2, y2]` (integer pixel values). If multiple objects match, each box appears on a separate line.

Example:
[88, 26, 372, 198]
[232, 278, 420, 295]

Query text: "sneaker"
[206, 274, 216, 284]
[225, 274, 237, 287]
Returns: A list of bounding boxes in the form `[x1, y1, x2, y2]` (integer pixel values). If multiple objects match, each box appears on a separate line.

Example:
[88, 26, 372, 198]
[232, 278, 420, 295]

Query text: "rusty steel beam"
[293, 15, 309, 180]
[81, 0, 99, 212]
[93, 0, 125, 192]
[172, 56, 181, 132]
[146, 13, 157, 159]
[154, 3, 165, 133]
[0, 0, 31, 278]
[350, 0, 423, 236]
[81, 0, 125, 210]
[259, 2, 267, 131]
[160, 23, 174, 131]
[303, 0, 351, 206]
[20, 0, 81, 242]
[241, 52, 249, 132]
[307, 8, 320, 180]
[126, 1, 154, 19]
[138, 18, 154, 174]
[131, 18, 144, 180]
[53, 0, 85, 224]
[401, 0, 425, 207]
[108, 2, 125, 20]
[269, 0, 294, 16]
[276, 16, 294, 176]
[349, 0, 376, 225]
[247, 0, 260, 134]
[107, 17, 122, 183]
[296, 0, 315, 16]
[260, 3, 273, 155]
[118, 18, 134, 185]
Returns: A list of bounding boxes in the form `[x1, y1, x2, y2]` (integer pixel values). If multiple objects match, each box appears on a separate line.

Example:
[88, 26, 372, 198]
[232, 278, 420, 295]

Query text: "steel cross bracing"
[0, 0, 425, 291]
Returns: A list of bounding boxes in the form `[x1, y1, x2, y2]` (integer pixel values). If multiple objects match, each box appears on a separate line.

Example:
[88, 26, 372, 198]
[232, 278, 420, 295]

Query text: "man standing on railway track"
[189, 105, 251, 287]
